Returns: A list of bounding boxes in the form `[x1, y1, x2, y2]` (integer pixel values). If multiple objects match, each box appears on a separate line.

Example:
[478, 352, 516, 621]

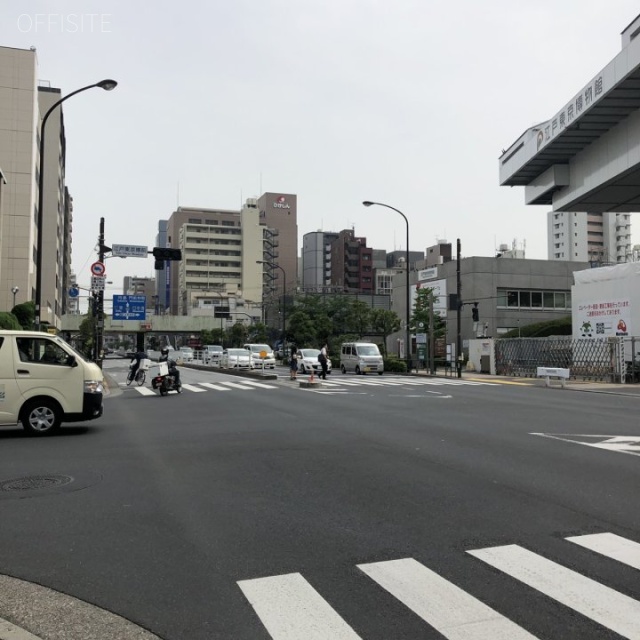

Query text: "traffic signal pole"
[456, 239, 462, 378]
[94, 217, 106, 368]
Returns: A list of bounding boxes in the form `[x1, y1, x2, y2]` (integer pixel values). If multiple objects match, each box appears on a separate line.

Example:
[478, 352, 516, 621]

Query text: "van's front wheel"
[21, 399, 62, 436]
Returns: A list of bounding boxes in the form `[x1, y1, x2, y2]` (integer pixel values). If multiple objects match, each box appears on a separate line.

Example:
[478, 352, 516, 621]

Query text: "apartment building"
[330, 229, 374, 293]
[163, 200, 263, 317]
[301, 230, 339, 291]
[547, 211, 632, 264]
[0, 46, 71, 326]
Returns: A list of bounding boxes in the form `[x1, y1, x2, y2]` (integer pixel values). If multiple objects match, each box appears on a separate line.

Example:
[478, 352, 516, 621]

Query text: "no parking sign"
[90, 261, 106, 277]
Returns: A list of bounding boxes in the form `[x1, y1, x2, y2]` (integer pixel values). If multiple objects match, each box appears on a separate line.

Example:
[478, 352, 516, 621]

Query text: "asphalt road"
[0, 362, 638, 639]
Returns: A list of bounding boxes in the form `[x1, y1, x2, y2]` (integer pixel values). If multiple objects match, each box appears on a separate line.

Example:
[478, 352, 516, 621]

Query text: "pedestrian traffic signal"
[472, 303, 479, 322]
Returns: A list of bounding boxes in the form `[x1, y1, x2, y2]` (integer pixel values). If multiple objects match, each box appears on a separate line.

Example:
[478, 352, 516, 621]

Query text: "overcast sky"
[2, 1, 639, 296]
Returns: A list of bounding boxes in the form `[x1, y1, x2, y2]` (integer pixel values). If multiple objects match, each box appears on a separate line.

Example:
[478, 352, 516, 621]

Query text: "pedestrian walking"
[318, 343, 329, 380]
[289, 345, 299, 380]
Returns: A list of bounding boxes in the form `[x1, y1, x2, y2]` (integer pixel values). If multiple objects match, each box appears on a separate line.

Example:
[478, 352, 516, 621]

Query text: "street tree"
[371, 308, 401, 355]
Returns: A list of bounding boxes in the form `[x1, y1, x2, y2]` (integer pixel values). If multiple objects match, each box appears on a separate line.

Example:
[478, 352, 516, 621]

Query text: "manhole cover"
[0, 475, 74, 492]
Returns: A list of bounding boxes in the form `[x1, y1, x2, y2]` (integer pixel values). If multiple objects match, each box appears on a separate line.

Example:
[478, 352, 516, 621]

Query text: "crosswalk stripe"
[199, 382, 231, 391]
[358, 558, 537, 639]
[467, 544, 640, 638]
[133, 386, 155, 396]
[566, 533, 640, 570]
[180, 383, 205, 392]
[241, 380, 278, 389]
[219, 381, 253, 390]
[238, 572, 362, 639]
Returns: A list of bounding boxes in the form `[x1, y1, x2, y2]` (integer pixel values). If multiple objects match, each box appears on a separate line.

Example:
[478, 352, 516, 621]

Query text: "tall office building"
[257, 192, 298, 297]
[548, 211, 632, 264]
[0, 46, 71, 326]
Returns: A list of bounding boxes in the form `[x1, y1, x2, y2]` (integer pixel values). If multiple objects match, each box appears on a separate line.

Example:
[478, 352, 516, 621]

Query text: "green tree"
[248, 322, 269, 343]
[11, 301, 35, 330]
[288, 309, 320, 347]
[347, 300, 372, 338]
[78, 314, 96, 359]
[371, 308, 401, 355]
[409, 288, 446, 338]
[228, 321, 248, 347]
[0, 312, 21, 329]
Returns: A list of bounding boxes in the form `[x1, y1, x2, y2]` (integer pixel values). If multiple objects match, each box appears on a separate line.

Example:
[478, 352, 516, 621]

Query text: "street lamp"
[11, 286, 19, 308]
[362, 201, 412, 372]
[35, 79, 117, 331]
[256, 260, 286, 353]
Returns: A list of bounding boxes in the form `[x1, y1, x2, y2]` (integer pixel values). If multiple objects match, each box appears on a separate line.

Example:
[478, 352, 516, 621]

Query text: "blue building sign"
[112, 295, 146, 320]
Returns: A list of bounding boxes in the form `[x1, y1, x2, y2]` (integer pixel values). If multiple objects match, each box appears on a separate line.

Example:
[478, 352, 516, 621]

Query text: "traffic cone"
[310, 369, 315, 382]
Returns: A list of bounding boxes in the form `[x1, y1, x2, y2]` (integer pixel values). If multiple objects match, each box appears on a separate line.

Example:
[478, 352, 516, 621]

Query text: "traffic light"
[152, 247, 182, 260]
[472, 303, 479, 322]
[152, 247, 182, 270]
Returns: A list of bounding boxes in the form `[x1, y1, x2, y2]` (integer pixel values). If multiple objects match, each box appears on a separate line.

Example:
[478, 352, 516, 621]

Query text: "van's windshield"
[356, 345, 380, 356]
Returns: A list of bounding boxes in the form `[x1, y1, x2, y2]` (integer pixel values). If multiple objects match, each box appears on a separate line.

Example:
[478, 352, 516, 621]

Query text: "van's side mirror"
[67, 355, 78, 367]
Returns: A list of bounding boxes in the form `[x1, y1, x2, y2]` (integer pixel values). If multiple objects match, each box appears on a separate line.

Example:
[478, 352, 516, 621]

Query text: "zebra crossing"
[238, 532, 640, 639]
[309, 376, 497, 393]
[129, 379, 279, 395]
[126, 376, 496, 396]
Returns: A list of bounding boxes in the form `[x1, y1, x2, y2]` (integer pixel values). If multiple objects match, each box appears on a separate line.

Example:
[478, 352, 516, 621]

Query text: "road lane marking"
[467, 544, 640, 638]
[180, 383, 205, 392]
[240, 380, 278, 389]
[531, 433, 640, 457]
[219, 381, 253, 390]
[199, 382, 231, 391]
[358, 558, 538, 639]
[238, 572, 362, 639]
[133, 387, 155, 396]
[566, 533, 640, 570]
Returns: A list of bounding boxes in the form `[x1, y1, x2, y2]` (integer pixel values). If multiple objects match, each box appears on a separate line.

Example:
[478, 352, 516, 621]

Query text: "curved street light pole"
[256, 260, 286, 353]
[35, 79, 117, 331]
[363, 201, 411, 372]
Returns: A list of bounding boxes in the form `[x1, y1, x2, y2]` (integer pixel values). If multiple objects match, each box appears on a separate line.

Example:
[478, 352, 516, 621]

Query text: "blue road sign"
[112, 295, 146, 321]
[68, 287, 80, 298]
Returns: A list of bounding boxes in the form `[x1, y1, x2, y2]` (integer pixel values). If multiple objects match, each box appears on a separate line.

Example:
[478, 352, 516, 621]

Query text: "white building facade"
[548, 211, 632, 264]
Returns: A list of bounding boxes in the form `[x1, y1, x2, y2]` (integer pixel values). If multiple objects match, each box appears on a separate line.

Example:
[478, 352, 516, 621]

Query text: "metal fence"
[494, 336, 640, 382]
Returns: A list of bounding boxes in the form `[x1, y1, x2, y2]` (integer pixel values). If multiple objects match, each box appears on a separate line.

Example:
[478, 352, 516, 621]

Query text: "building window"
[188, 218, 202, 224]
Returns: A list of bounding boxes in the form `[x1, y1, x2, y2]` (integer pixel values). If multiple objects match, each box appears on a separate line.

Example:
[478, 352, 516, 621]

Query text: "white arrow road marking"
[566, 533, 640, 570]
[531, 433, 640, 457]
[358, 558, 538, 639]
[238, 573, 362, 639]
[468, 544, 640, 639]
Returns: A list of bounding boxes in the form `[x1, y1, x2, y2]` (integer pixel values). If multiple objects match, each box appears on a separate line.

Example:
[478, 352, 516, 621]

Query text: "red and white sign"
[90, 261, 106, 276]
[273, 196, 290, 210]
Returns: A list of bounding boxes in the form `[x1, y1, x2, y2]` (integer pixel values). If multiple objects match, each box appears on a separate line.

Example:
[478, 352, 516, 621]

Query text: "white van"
[0, 331, 104, 436]
[340, 342, 384, 375]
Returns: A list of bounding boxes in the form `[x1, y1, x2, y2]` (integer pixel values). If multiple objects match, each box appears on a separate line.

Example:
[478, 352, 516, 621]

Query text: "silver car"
[297, 348, 332, 375]
[221, 348, 253, 370]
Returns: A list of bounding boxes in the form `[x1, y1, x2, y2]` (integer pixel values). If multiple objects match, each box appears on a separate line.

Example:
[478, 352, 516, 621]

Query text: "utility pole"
[428, 293, 435, 375]
[94, 217, 107, 368]
[456, 238, 462, 379]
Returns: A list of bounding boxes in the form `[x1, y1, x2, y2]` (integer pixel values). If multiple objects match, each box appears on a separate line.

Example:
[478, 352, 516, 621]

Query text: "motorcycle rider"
[159, 347, 181, 387]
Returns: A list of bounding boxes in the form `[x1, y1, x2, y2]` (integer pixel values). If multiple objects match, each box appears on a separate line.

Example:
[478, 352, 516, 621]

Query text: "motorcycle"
[151, 361, 182, 396]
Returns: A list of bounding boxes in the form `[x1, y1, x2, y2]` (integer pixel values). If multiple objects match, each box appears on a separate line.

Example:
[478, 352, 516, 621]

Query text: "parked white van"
[0, 331, 104, 436]
[340, 342, 384, 375]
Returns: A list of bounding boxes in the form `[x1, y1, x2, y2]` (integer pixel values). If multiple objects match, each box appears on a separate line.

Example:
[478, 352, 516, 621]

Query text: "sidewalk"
[413, 369, 640, 396]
